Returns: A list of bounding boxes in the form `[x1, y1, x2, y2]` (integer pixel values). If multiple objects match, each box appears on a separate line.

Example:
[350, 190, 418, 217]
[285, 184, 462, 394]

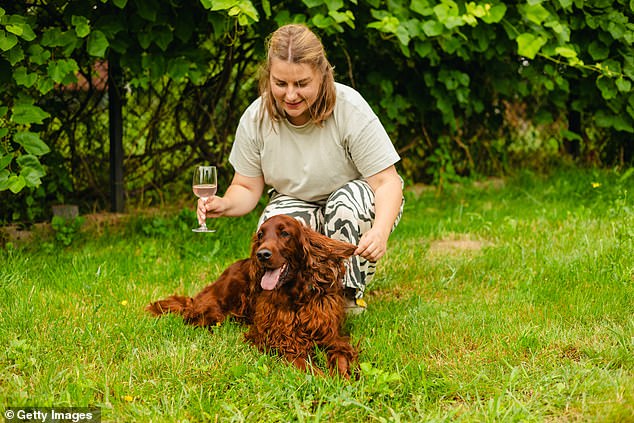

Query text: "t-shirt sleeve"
[228, 102, 264, 178]
[340, 91, 400, 178]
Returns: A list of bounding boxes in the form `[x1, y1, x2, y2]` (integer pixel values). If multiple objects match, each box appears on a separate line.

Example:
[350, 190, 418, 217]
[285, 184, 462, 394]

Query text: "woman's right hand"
[197, 196, 226, 224]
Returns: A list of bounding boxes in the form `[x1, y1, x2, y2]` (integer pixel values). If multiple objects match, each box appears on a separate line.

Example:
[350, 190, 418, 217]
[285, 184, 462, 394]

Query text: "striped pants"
[257, 180, 403, 298]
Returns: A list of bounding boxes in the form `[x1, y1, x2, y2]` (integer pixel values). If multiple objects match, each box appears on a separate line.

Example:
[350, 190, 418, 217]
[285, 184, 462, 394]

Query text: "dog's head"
[250, 214, 356, 291]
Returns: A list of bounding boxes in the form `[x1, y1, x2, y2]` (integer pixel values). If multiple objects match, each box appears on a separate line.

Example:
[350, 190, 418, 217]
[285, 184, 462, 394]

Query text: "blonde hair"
[259, 24, 336, 126]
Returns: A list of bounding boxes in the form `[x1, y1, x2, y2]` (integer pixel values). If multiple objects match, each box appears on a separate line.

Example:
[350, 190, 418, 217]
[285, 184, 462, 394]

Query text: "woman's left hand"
[355, 227, 389, 262]
[355, 165, 403, 262]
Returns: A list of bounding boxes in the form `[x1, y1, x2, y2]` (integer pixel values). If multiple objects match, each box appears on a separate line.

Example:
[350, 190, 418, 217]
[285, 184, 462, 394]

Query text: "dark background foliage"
[1, 0, 632, 224]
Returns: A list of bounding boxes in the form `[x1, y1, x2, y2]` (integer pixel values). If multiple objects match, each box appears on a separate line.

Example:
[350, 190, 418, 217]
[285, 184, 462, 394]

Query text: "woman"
[198, 23, 403, 313]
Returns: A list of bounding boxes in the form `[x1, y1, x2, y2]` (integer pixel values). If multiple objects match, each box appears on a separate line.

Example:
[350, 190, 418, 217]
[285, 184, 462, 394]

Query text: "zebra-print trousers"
[257, 180, 403, 299]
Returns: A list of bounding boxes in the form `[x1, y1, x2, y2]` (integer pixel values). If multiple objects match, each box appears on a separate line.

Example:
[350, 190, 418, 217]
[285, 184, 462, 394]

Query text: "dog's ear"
[299, 225, 356, 287]
[301, 224, 356, 261]
[324, 236, 357, 259]
[299, 223, 316, 265]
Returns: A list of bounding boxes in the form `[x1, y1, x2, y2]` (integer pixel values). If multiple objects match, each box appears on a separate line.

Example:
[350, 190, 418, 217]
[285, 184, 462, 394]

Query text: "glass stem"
[200, 197, 208, 229]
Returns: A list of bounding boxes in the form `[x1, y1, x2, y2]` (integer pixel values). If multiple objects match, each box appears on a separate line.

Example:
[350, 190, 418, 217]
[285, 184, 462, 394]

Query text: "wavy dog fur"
[146, 215, 358, 377]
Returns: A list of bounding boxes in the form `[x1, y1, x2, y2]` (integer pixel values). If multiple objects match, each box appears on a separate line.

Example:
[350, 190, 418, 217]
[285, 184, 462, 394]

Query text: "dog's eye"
[257, 231, 263, 240]
[280, 230, 290, 238]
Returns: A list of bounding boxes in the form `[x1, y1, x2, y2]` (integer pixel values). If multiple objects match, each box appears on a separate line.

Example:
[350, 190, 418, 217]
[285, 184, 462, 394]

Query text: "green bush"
[1, 1, 632, 223]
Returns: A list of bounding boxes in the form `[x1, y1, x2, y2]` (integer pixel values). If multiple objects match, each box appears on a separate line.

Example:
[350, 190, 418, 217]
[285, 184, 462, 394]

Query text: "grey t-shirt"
[229, 82, 400, 204]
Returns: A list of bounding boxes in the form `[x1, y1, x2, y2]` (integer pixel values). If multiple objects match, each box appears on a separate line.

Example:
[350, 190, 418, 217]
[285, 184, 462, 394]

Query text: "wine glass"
[192, 165, 217, 233]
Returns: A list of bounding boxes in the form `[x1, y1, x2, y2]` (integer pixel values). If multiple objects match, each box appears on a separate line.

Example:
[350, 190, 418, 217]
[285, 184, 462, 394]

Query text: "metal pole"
[108, 58, 124, 213]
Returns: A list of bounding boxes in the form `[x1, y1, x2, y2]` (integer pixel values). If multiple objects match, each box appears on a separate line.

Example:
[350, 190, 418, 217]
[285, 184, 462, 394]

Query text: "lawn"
[1, 168, 632, 422]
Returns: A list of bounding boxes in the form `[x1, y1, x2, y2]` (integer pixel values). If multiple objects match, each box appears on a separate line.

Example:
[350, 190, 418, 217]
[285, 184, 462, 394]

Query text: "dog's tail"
[145, 295, 193, 316]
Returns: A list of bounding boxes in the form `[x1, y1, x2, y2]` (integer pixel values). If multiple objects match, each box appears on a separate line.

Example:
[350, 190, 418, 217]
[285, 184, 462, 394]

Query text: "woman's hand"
[355, 227, 389, 262]
[197, 196, 227, 224]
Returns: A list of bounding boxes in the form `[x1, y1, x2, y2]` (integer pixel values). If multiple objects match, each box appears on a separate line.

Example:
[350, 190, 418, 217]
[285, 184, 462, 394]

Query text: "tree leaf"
[433, 1, 459, 22]
[16, 154, 44, 173]
[143, 54, 165, 80]
[153, 26, 173, 51]
[13, 22, 36, 41]
[481, 3, 506, 23]
[87, 30, 109, 57]
[595, 109, 634, 132]
[443, 16, 464, 30]
[596, 77, 617, 100]
[6, 24, 23, 37]
[27, 44, 52, 65]
[521, 3, 550, 25]
[0, 30, 18, 51]
[11, 104, 51, 125]
[20, 166, 44, 187]
[14, 131, 51, 156]
[422, 20, 444, 37]
[238, 0, 259, 22]
[414, 39, 433, 58]
[588, 40, 609, 61]
[47, 59, 79, 83]
[13, 66, 38, 88]
[261, 0, 271, 18]
[167, 57, 189, 80]
[174, 9, 195, 42]
[324, 0, 344, 10]
[72, 15, 91, 38]
[135, 0, 157, 22]
[37, 77, 55, 95]
[516, 33, 547, 59]
[410, 0, 433, 16]
[7, 175, 26, 193]
[0, 170, 9, 191]
[137, 32, 152, 49]
[312, 14, 335, 29]
[41, 28, 77, 47]
[616, 77, 632, 93]
[6, 44, 24, 65]
[0, 152, 13, 170]
[368, 15, 399, 33]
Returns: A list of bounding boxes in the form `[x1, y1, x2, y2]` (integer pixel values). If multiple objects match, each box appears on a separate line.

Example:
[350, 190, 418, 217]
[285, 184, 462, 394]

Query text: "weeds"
[51, 215, 85, 246]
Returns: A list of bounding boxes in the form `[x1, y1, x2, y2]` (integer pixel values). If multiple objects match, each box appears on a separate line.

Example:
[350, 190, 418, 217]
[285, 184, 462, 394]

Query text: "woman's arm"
[197, 172, 265, 222]
[354, 165, 403, 261]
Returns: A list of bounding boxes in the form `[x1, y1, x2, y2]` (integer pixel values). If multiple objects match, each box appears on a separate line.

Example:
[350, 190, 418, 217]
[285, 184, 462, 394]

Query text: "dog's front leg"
[326, 340, 358, 379]
[287, 354, 325, 376]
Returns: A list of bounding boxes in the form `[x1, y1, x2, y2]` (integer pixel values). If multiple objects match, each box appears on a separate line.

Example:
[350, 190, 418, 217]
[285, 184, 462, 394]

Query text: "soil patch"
[428, 235, 490, 255]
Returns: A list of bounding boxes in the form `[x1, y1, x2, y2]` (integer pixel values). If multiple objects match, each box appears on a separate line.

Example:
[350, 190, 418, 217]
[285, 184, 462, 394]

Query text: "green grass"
[1, 168, 633, 422]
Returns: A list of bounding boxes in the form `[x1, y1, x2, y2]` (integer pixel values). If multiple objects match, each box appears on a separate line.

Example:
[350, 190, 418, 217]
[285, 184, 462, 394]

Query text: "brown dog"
[146, 215, 358, 377]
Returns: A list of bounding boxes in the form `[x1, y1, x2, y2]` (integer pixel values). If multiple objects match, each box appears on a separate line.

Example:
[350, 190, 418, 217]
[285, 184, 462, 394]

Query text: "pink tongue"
[261, 267, 282, 290]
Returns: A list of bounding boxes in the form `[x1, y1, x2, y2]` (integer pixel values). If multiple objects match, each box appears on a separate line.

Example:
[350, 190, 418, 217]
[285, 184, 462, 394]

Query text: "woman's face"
[269, 58, 321, 126]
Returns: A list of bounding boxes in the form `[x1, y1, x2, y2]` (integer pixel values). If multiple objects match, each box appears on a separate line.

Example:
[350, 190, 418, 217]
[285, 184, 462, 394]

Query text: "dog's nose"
[257, 249, 272, 262]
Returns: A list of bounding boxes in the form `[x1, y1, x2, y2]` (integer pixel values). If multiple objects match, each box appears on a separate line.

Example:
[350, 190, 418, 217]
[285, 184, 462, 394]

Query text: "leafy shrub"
[1, 1, 632, 223]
